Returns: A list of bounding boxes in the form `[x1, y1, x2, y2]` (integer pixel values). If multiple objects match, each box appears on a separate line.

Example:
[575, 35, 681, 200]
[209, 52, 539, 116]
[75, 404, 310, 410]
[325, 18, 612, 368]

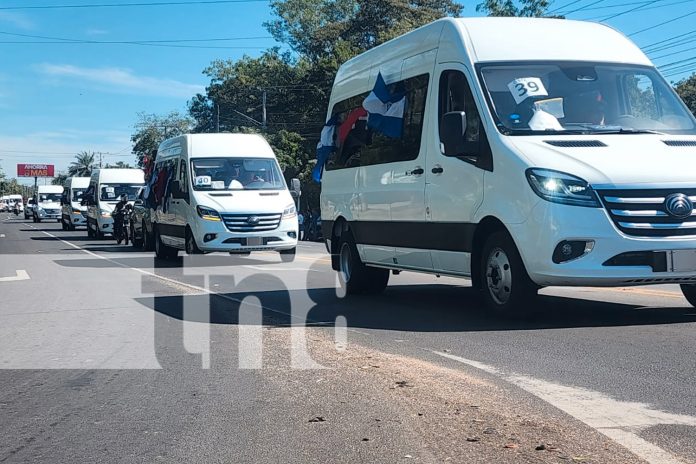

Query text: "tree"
[131, 112, 192, 167]
[52, 173, 68, 186]
[477, 0, 551, 17]
[68, 151, 96, 177]
[675, 73, 696, 116]
[104, 161, 133, 169]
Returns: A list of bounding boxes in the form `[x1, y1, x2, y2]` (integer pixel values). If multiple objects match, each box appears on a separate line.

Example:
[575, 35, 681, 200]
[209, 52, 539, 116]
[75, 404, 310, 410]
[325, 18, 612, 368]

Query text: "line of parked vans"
[72, 133, 300, 261]
[319, 17, 696, 311]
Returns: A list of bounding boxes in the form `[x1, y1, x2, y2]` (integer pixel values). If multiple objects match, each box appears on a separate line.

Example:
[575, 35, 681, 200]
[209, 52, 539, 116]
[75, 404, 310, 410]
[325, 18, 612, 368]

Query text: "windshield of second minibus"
[479, 62, 696, 135]
[191, 157, 285, 191]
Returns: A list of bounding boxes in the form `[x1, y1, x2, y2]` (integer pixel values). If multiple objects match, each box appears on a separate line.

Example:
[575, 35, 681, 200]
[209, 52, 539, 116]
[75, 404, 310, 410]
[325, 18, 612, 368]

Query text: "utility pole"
[262, 90, 267, 129]
[216, 103, 220, 133]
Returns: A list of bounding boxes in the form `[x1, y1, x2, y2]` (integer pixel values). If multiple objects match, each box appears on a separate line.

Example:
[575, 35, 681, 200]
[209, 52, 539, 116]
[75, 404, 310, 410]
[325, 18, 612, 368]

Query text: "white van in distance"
[61, 177, 90, 230]
[33, 185, 64, 222]
[84, 169, 144, 239]
[150, 133, 299, 260]
[320, 17, 696, 311]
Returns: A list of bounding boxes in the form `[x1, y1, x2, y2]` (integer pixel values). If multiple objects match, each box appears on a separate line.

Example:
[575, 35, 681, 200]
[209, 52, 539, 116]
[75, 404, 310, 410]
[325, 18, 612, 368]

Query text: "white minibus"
[33, 185, 64, 222]
[84, 169, 144, 239]
[320, 17, 696, 311]
[150, 133, 299, 260]
[61, 177, 90, 230]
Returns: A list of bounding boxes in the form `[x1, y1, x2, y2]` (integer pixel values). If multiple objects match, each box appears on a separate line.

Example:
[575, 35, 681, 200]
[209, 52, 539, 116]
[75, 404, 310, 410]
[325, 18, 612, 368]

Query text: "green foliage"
[675, 73, 696, 116]
[52, 173, 69, 186]
[0, 177, 24, 195]
[131, 112, 192, 167]
[68, 151, 96, 177]
[104, 161, 133, 169]
[477, 0, 551, 17]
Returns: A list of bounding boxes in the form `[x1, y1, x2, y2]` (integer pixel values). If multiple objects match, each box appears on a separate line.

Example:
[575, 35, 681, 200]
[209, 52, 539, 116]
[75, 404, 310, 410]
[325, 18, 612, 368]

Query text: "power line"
[627, 8, 696, 36]
[650, 45, 696, 61]
[0, 0, 268, 10]
[558, 0, 608, 16]
[546, 0, 585, 14]
[598, 0, 662, 21]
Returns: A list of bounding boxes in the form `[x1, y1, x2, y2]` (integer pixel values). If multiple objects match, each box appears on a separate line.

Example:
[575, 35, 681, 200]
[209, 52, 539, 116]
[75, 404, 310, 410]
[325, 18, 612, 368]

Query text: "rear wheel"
[131, 222, 142, 248]
[680, 284, 696, 307]
[337, 233, 389, 295]
[141, 221, 154, 252]
[155, 226, 177, 259]
[279, 247, 296, 263]
[480, 231, 537, 312]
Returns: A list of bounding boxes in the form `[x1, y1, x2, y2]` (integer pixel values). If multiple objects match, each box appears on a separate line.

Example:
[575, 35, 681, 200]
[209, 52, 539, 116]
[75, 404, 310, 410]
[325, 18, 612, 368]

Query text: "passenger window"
[624, 74, 659, 120]
[438, 70, 483, 157]
[326, 74, 429, 170]
[179, 159, 188, 193]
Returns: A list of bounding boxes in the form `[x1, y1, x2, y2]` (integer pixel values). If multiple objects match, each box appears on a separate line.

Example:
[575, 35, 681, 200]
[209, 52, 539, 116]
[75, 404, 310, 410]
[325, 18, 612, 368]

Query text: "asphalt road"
[1, 213, 695, 463]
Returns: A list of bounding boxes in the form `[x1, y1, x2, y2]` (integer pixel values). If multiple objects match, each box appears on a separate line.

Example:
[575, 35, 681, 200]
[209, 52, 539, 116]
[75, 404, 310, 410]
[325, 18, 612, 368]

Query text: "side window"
[326, 73, 430, 170]
[624, 74, 659, 120]
[179, 159, 188, 193]
[438, 70, 482, 156]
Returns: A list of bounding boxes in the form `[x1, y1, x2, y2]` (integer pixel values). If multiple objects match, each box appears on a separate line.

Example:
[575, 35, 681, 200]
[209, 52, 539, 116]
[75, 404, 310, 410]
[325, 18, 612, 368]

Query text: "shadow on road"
[135, 281, 696, 332]
[53, 254, 281, 268]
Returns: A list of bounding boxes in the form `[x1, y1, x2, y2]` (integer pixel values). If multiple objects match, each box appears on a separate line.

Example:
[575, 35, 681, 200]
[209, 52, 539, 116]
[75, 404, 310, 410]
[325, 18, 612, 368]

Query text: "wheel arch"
[470, 216, 511, 290]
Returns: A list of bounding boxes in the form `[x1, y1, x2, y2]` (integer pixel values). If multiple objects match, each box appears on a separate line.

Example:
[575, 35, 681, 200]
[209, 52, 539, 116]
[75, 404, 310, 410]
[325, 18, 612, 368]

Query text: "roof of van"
[159, 133, 276, 159]
[335, 18, 650, 83]
[92, 168, 145, 184]
[38, 185, 64, 193]
[66, 176, 90, 188]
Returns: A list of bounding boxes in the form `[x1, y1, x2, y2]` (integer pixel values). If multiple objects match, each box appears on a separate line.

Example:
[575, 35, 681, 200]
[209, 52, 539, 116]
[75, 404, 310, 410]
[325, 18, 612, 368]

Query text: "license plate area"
[669, 250, 696, 272]
[245, 237, 263, 247]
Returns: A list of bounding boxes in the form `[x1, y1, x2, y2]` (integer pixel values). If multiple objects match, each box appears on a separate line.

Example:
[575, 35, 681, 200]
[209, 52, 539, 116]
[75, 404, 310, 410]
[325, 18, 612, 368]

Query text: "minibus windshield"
[39, 193, 61, 203]
[72, 189, 86, 202]
[100, 184, 142, 201]
[191, 157, 285, 191]
[478, 62, 696, 135]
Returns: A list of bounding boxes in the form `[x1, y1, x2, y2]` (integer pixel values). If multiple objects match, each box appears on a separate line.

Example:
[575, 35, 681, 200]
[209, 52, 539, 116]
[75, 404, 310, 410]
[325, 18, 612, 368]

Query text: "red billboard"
[17, 163, 55, 177]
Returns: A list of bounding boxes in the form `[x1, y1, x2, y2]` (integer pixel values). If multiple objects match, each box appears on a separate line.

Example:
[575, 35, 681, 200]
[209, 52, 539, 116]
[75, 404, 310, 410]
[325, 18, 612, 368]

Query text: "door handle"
[431, 166, 444, 174]
[408, 167, 424, 176]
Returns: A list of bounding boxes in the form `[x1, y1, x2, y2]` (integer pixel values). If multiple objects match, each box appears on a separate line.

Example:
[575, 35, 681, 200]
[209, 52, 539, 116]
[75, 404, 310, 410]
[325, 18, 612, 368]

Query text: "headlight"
[101, 209, 112, 218]
[73, 209, 81, 214]
[526, 168, 600, 208]
[196, 205, 221, 221]
[282, 204, 297, 219]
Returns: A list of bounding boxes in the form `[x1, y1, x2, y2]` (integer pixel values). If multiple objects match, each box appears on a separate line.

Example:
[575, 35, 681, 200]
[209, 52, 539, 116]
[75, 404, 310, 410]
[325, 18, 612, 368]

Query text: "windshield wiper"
[593, 128, 666, 135]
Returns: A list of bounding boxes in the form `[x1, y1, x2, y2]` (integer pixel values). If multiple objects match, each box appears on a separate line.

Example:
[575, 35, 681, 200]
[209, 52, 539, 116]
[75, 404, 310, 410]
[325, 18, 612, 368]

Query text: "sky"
[0, 0, 695, 184]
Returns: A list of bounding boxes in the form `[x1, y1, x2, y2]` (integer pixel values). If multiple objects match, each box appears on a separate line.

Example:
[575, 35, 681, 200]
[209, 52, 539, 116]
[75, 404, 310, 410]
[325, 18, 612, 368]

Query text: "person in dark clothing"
[111, 194, 129, 244]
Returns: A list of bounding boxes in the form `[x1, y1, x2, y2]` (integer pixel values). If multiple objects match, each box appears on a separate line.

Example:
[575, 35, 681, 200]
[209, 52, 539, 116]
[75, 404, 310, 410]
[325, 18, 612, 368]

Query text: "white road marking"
[0, 234, 5, 238]
[0, 270, 30, 282]
[434, 351, 695, 464]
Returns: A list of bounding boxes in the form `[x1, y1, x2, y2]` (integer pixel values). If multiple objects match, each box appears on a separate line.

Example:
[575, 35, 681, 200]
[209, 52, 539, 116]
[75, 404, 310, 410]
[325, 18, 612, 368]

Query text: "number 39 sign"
[508, 77, 548, 104]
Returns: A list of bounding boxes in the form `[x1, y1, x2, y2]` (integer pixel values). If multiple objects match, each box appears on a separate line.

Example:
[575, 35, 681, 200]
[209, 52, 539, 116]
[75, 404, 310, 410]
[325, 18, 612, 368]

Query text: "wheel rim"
[186, 234, 194, 254]
[486, 247, 513, 306]
[339, 242, 352, 283]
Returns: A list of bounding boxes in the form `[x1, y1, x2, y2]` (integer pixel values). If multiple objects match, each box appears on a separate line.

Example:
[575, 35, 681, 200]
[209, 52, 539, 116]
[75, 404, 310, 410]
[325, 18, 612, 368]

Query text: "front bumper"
[71, 212, 87, 225]
[509, 201, 696, 287]
[38, 210, 61, 220]
[192, 217, 298, 252]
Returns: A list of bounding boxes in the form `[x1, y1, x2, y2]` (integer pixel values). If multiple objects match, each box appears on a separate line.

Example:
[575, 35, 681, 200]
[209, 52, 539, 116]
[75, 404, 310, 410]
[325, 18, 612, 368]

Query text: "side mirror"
[441, 111, 473, 157]
[290, 178, 301, 193]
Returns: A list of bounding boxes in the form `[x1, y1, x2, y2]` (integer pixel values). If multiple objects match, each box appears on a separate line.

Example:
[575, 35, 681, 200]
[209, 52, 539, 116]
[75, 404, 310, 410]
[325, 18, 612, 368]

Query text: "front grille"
[220, 213, 281, 232]
[598, 188, 696, 237]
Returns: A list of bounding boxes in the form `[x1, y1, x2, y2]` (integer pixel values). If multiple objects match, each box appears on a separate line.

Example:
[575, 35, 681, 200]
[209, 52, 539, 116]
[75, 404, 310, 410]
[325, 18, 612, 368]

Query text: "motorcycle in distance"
[112, 203, 133, 245]
[13, 203, 20, 216]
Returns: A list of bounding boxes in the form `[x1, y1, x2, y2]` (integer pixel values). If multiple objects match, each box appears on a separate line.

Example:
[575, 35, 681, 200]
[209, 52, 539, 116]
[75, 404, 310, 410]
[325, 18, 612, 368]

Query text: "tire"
[95, 226, 104, 240]
[480, 231, 537, 312]
[337, 232, 389, 295]
[142, 221, 154, 252]
[279, 247, 296, 263]
[87, 222, 95, 238]
[680, 284, 696, 307]
[61, 218, 67, 231]
[185, 227, 201, 255]
[154, 227, 177, 260]
[131, 222, 142, 249]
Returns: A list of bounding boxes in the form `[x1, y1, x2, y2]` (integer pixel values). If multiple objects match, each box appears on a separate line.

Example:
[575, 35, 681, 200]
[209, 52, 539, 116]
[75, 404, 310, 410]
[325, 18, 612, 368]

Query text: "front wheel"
[185, 227, 202, 255]
[337, 233, 389, 295]
[141, 221, 154, 252]
[480, 231, 538, 312]
[680, 284, 696, 307]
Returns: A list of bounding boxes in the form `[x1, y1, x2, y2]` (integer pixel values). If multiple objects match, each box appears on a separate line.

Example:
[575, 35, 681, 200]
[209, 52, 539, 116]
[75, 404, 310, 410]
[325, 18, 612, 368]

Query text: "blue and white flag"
[362, 72, 406, 138]
[312, 114, 338, 183]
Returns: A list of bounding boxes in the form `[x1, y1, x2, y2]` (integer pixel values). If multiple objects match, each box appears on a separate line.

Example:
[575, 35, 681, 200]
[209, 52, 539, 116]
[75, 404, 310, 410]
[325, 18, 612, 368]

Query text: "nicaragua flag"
[362, 72, 406, 138]
[312, 114, 338, 183]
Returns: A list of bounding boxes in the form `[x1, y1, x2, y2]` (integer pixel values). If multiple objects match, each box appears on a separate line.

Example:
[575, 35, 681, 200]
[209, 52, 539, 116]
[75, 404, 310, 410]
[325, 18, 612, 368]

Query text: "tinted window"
[439, 70, 483, 156]
[326, 74, 429, 170]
